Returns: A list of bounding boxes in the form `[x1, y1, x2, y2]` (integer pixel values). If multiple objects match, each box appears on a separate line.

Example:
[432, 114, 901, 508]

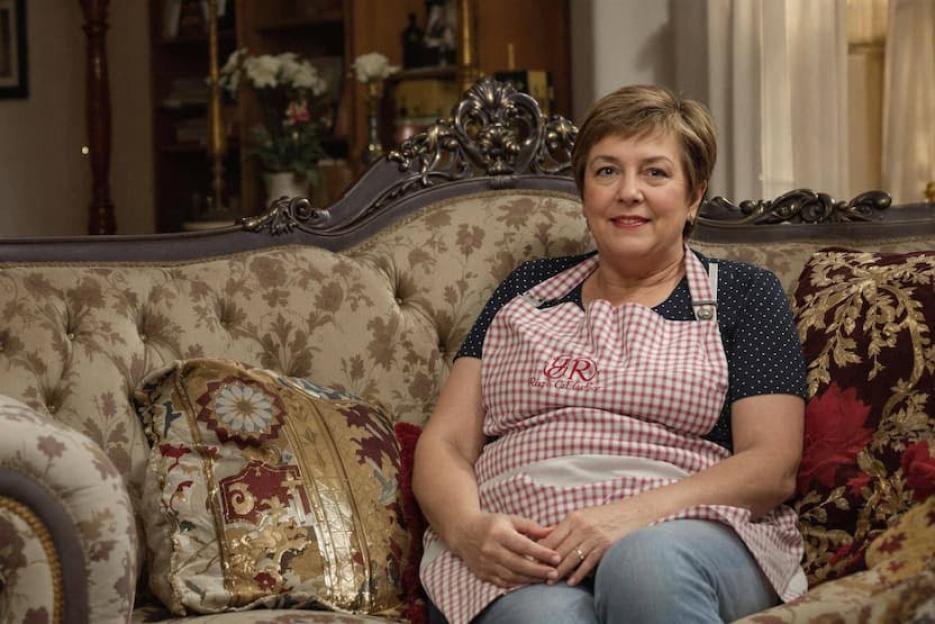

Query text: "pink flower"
[283, 100, 310, 126]
[797, 383, 872, 493]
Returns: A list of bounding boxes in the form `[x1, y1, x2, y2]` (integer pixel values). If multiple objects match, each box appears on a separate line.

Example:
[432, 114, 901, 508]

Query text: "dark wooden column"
[79, 0, 116, 234]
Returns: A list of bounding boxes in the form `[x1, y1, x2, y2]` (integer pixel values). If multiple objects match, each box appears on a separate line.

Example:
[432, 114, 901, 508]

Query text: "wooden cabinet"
[149, 0, 570, 232]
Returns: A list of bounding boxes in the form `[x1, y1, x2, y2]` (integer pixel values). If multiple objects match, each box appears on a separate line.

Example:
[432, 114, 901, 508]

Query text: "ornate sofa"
[1, 80, 933, 624]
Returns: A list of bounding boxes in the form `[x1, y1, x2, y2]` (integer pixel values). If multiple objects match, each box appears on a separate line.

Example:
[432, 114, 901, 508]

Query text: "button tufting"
[66, 332, 75, 341]
[140, 333, 148, 342]
[395, 297, 404, 305]
[47, 403, 57, 414]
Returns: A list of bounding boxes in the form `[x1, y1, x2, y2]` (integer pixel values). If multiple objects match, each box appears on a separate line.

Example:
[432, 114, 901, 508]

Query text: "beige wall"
[0, 2, 152, 236]
[569, 0, 676, 123]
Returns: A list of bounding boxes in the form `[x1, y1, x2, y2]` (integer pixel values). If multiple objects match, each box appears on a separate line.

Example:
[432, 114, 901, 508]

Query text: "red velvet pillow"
[395, 421, 428, 624]
[791, 248, 935, 586]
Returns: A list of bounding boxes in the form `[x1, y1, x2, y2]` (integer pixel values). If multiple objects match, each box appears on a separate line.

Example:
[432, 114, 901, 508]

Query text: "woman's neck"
[583, 250, 686, 308]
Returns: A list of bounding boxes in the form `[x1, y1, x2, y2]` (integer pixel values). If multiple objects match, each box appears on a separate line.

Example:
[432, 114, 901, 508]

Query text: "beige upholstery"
[0, 191, 590, 556]
[1, 183, 933, 623]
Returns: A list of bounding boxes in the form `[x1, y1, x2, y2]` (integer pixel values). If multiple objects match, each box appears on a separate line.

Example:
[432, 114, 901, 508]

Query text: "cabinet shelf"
[149, 0, 570, 233]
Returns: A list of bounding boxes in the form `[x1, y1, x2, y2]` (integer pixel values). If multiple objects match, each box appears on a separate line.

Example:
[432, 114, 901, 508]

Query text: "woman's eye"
[646, 167, 669, 178]
[595, 166, 615, 176]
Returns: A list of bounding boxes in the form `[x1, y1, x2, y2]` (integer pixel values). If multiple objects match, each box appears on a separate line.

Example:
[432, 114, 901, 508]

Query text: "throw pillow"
[791, 248, 935, 586]
[865, 494, 935, 587]
[134, 358, 410, 616]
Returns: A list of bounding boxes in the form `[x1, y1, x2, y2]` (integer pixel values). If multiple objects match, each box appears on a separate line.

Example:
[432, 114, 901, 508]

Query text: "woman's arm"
[541, 393, 805, 585]
[413, 357, 560, 588]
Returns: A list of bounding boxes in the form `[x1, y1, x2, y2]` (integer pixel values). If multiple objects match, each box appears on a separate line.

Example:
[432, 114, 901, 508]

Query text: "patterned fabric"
[132, 605, 390, 623]
[0, 496, 58, 624]
[393, 422, 428, 624]
[732, 565, 935, 623]
[135, 358, 410, 616]
[691, 236, 935, 295]
[0, 394, 137, 624]
[790, 249, 935, 586]
[865, 495, 935, 585]
[2, 186, 933, 623]
[422, 249, 805, 623]
[733, 497, 935, 623]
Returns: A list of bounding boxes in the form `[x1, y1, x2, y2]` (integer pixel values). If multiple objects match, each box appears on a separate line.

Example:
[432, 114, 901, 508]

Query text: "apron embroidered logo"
[529, 354, 601, 391]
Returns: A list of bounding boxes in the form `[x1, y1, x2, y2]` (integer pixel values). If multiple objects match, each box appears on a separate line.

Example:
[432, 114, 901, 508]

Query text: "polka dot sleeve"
[724, 266, 808, 405]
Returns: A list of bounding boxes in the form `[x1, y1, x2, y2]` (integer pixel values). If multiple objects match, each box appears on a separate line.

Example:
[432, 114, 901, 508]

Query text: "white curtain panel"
[883, 0, 935, 203]
[695, 0, 850, 202]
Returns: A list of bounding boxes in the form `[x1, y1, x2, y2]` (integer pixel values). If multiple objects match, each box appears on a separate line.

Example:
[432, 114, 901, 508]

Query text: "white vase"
[263, 171, 310, 207]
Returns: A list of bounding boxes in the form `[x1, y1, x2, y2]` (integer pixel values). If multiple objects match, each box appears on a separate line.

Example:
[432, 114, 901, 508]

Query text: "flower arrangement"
[219, 49, 329, 179]
[352, 52, 400, 84]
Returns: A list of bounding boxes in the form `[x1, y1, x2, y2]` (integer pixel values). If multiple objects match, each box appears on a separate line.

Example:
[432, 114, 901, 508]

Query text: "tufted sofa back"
[0, 191, 591, 510]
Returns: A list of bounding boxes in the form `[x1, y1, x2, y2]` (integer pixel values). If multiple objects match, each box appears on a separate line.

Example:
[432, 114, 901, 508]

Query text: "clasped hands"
[451, 503, 641, 589]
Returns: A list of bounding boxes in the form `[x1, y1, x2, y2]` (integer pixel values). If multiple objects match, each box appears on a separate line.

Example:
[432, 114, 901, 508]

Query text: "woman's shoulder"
[690, 249, 781, 287]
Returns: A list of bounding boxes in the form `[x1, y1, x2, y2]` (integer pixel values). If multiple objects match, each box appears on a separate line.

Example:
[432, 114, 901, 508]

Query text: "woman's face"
[582, 130, 702, 270]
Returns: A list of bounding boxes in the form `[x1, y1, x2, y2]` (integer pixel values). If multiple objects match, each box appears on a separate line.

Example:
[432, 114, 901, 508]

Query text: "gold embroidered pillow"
[135, 358, 409, 616]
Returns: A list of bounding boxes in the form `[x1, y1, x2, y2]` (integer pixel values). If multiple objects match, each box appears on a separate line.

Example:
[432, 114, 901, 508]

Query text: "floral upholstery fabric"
[732, 565, 935, 623]
[0, 394, 137, 624]
[0, 495, 57, 624]
[789, 249, 935, 586]
[865, 495, 935, 586]
[132, 606, 389, 623]
[136, 358, 410, 616]
[690, 237, 935, 295]
[734, 496, 935, 623]
[2, 186, 934, 623]
[0, 190, 589, 572]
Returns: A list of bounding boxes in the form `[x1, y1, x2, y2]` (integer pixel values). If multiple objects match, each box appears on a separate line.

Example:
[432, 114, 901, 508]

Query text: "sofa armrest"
[0, 395, 137, 624]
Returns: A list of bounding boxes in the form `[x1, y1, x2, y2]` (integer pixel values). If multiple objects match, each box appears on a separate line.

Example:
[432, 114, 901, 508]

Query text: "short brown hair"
[571, 85, 717, 225]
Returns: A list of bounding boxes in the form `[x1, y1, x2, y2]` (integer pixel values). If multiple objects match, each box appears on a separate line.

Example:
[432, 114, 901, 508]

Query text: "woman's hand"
[450, 512, 562, 588]
[540, 501, 649, 586]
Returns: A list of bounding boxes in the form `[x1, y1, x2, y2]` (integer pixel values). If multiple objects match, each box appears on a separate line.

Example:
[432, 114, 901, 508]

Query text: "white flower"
[285, 60, 328, 96]
[218, 48, 247, 93]
[353, 52, 400, 83]
[244, 54, 281, 89]
[213, 381, 276, 434]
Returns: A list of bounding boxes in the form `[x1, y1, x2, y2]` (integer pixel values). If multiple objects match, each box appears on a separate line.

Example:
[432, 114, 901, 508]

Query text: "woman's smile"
[608, 215, 650, 228]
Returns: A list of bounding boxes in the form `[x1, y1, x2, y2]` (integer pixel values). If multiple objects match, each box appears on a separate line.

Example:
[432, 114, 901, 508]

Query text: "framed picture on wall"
[0, 0, 27, 99]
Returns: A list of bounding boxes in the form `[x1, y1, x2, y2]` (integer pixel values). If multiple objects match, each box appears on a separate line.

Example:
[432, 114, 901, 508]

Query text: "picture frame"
[0, 0, 27, 99]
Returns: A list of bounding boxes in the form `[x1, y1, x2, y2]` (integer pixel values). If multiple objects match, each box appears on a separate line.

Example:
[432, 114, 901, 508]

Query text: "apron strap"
[691, 261, 718, 321]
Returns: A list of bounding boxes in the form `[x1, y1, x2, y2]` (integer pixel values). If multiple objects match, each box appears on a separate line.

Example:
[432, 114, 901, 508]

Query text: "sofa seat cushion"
[790, 248, 935, 586]
[135, 359, 411, 616]
[132, 605, 392, 622]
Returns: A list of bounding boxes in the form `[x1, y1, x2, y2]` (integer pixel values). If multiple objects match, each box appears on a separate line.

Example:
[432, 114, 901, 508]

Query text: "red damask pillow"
[791, 248, 935, 586]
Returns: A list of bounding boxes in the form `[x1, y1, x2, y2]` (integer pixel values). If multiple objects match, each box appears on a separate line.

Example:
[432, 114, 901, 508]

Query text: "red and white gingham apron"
[420, 247, 806, 623]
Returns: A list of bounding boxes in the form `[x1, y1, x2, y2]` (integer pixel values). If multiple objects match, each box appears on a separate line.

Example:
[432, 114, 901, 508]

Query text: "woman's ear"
[690, 182, 708, 212]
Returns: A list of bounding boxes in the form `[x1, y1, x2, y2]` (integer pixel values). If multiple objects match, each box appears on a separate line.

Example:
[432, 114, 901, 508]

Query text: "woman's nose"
[616, 174, 643, 203]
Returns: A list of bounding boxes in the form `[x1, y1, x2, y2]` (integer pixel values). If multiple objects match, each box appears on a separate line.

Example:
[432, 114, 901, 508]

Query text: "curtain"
[882, 0, 935, 203]
[679, 0, 850, 202]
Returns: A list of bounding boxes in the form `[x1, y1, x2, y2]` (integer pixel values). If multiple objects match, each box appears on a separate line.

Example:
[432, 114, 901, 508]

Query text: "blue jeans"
[428, 520, 780, 624]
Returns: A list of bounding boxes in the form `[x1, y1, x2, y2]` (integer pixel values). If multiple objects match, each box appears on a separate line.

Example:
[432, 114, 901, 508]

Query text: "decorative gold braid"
[0, 495, 64, 624]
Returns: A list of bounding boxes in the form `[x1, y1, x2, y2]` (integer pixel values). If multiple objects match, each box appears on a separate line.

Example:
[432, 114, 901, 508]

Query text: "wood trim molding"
[78, 0, 116, 235]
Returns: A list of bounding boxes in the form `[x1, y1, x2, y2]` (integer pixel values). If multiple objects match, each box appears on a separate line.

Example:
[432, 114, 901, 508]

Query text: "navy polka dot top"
[455, 250, 807, 452]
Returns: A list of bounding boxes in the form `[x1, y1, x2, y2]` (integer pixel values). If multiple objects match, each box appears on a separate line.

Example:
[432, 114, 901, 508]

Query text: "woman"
[412, 85, 807, 624]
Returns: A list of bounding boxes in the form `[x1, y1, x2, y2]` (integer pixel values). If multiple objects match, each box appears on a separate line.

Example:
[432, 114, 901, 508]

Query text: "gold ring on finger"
[574, 547, 585, 562]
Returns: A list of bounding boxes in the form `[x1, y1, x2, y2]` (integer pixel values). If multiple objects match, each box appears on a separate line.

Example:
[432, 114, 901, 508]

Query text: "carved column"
[79, 0, 116, 235]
